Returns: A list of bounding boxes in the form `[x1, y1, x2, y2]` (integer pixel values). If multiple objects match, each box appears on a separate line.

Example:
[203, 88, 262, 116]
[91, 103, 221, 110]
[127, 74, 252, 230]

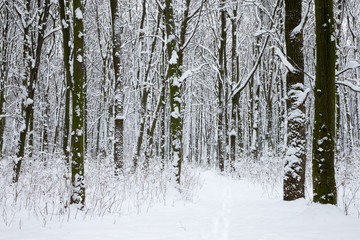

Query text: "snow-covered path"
[1, 171, 360, 240]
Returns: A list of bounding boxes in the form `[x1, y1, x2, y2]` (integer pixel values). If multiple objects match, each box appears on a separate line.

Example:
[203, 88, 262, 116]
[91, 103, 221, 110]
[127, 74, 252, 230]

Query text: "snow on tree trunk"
[283, 0, 306, 200]
[165, 0, 182, 185]
[230, 5, 239, 172]
[110, 0, 124, 174]
[14, 0, 50, 183]
[312, 0, 337, 205]
[217, 0, 226, 172]
[0, 8, 9, 157]
[59, 0, 72, 163]
[70, 0, 85, 209]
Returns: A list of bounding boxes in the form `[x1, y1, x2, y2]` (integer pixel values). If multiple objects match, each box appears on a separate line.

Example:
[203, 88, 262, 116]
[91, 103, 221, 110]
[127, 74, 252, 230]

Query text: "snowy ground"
[1, 170, 359, 240]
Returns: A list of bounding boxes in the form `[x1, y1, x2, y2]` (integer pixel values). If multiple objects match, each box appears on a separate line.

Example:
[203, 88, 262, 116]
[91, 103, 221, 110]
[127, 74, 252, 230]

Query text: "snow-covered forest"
[1, 0, 360, 238]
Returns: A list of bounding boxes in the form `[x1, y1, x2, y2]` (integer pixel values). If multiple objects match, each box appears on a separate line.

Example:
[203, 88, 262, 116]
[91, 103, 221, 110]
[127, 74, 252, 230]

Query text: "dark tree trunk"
[312, 0, 337, 205]
[283, 0, 306, 200]
[165, 0, 181, 184]
[59, 0, 72, 162]
[230, 5, 239, 171]
[218, 0, 226, 172]
[70, 0, 85, 208]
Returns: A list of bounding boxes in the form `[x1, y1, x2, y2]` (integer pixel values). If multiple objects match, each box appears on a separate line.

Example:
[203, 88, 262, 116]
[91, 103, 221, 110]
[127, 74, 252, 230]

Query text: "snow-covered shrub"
[232, 153, 283, 197]
[178, 164, 203, 201]
[336, 148, 360, 216]
[0, 154, 201, 227]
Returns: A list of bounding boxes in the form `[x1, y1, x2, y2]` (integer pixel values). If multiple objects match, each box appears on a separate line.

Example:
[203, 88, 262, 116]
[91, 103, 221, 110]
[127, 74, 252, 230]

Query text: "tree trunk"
[110, 0, 124, 174]
[218, 0, 226, 172]
[230, 5, 239, 171]
[312, 0, 337, 205]
[0, 8, 9, 157]
[70, 0, 85, 209]
[165, 0, 183, 184]
[283, 0, 306, 200]
[14, 0, 50, 183]
[59, 0, 72, 162]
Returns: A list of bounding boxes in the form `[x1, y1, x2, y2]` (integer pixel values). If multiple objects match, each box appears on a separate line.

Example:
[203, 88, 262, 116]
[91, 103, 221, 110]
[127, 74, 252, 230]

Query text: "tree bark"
[217, 0, 226, 172]
[312, 0, 337, 205]
[230, 5, 239, 171]
[283, 0, 306, 200]
[59, 0, 72, 162]
[110, 0, 125, 174]
[0, 8, 9, 157]
[165, 0, 182, 184]
[70, 0, 85, 208]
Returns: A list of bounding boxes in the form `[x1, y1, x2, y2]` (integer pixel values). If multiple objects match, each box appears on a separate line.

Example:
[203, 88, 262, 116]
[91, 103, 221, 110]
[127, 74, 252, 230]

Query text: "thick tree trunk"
[59, 0, 72, 162]
[70, 0, 85, 208]
[283, 0, 306, 200]
[110, 0, 124, 174]
[312, 0, 337, 205]
[165, 0, 183, 184]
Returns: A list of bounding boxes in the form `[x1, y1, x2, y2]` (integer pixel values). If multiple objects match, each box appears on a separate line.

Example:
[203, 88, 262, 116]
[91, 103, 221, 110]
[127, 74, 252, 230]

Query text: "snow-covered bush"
[233, 153, 283, 197]
[0, 154, 202, 227]
[336, 148, 360, 217]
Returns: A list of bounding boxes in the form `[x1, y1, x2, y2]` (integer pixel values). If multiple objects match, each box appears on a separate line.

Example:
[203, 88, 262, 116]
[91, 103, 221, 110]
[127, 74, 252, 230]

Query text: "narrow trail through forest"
[1, 171, 360, 240]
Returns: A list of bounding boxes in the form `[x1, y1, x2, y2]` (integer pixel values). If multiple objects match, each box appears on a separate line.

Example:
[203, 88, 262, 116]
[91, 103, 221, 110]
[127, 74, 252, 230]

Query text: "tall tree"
[70, 0, 85, 208]
[229, 2, 240, 171]
[283, 0, 306, 200]
[0, 6, 10, 157]
[312, 0, 337, 204]
[13, 0, 50, 183]
[165, 0, 182, 184]
[110, 0, 124, 174]
[59, 0, 72, 162]
[217, 0, 226, 172]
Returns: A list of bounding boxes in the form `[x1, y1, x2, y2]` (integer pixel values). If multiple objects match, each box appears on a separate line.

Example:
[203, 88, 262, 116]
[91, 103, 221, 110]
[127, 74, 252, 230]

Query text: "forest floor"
[1, 170, 360, 240]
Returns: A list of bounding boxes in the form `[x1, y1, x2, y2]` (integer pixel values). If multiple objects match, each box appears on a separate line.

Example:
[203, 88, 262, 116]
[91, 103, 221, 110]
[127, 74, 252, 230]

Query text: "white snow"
[229, 129, 236, 137]
[1, 171, 359, 240]
[77, 54, 83, 63]
[24, 98, 33, 107]
[75, 8, 83, 20]
[178, 70, 191, 83]
[275, 47, 297, 73]
[169, 50, 178, 65]
[336, 60, 360, 75]
[290, 1, 311, 38]
[170, 106, 180, 119]
[76, 129, 83, 136]
[61, 19, 68, 29]
[253, 29, 267, 37]
[345, 60, 360, 69]
[172, 77, 181, 87]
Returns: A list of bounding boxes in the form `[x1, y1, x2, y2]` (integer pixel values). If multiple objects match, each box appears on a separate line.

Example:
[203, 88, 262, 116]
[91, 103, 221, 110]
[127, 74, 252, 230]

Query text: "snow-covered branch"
[231, 0, 281, 97]
[336, 60, 360, 76]
[44, 26, 62, 40]
[336, 80, 360, 92]
[274, 47, 297, 73]
[291, 0, 311, 38]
